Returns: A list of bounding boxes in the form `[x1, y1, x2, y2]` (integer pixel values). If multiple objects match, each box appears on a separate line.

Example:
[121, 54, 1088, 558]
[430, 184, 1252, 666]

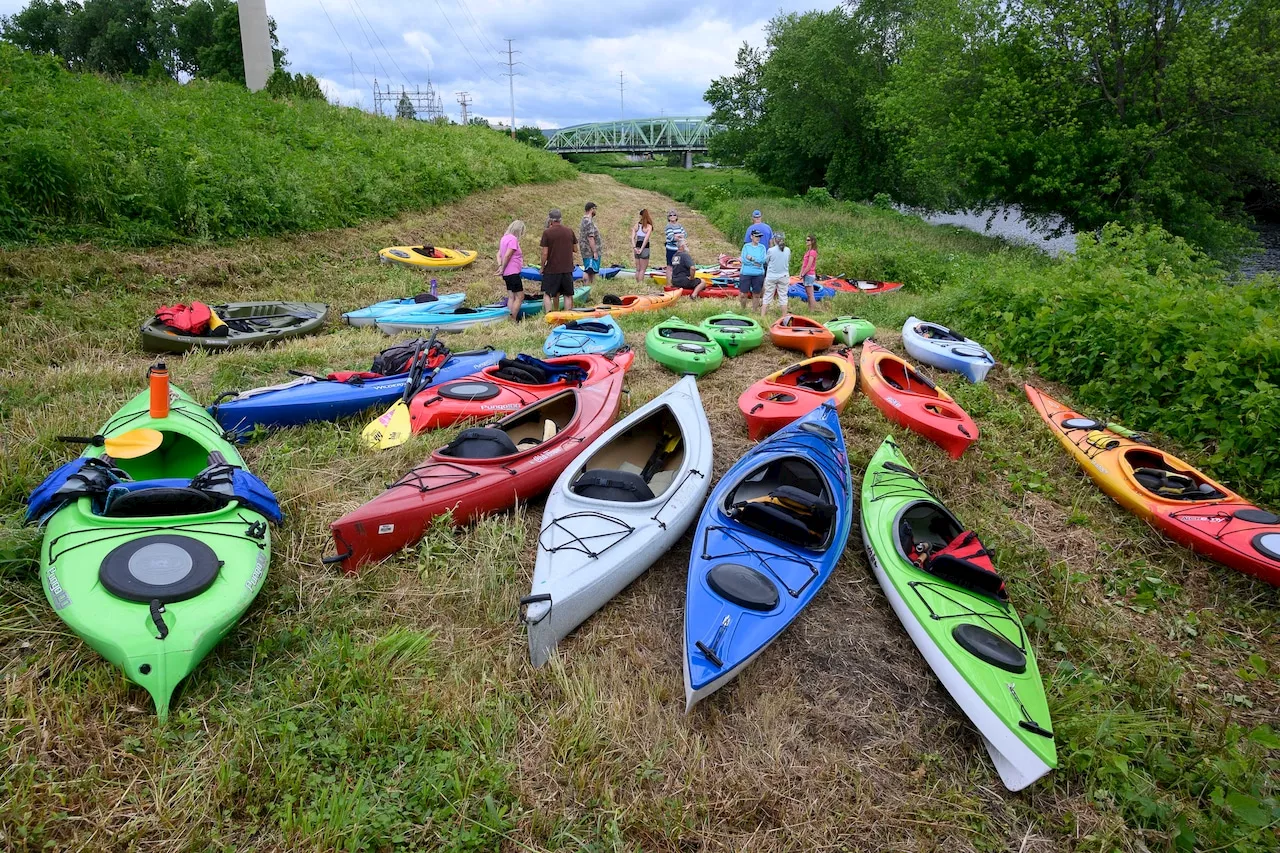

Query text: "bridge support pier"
[683, 150, 693, 169]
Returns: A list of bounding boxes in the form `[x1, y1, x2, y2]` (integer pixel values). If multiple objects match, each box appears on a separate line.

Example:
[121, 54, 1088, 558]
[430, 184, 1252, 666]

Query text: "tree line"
[706, 0, 1280, 258]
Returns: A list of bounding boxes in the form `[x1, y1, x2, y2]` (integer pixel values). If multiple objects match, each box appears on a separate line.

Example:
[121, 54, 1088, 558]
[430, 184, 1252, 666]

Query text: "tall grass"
[0, 45, 574, 246]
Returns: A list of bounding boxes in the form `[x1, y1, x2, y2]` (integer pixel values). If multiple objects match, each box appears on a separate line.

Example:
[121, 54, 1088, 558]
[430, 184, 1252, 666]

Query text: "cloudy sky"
[1, 0, 842, 127]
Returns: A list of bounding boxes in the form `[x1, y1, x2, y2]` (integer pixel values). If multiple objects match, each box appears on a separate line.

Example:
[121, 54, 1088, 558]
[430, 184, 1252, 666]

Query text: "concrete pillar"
[238, 0, 274, 92]
[683, 150, 693, 169]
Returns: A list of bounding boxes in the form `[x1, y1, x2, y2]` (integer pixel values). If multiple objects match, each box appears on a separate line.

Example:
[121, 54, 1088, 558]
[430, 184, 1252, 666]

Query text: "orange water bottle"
[149, 362, 170, 419]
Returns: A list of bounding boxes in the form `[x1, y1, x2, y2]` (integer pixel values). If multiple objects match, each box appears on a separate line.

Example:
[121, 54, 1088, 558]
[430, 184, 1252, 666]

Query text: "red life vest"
[155, 301, 213, 335]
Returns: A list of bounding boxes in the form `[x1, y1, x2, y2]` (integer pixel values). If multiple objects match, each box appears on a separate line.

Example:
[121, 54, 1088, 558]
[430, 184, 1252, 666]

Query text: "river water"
[904, 205, 1280, 277]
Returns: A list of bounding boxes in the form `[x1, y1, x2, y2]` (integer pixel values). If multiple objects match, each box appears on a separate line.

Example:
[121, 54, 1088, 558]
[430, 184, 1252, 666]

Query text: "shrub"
[803, 186, 835, 206]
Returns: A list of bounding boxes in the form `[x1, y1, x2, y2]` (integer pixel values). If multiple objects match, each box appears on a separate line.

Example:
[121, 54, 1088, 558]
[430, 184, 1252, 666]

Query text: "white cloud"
[317, 77, 366, 109]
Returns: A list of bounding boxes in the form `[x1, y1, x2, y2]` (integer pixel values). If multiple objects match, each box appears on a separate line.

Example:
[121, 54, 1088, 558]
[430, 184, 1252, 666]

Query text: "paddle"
[57, 428, 164, 459]
[362, 332, 438, 450]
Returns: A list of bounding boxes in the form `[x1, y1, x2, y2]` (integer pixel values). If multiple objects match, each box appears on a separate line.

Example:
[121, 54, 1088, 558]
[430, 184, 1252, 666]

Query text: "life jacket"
[910, 530, 1007, 601]
[155, 301, 214, 335]
[491, 354, 587, 386]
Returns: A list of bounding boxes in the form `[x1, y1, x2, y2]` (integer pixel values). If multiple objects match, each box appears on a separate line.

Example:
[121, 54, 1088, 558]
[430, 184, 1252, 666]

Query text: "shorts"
[665, 247, 677, 266]
[763, 277, 789, 308]
[739, 274, 764, 295]
[802, 274, 816, 289]
[541, 271, 576, 298]
[503, 272, 524, 292]
[634, 246, 650, 260]
[582, 257, 601, 273]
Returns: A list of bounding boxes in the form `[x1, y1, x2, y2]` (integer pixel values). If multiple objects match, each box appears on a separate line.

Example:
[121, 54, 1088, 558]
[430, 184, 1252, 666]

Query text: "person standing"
[497, 219, 526, 322]
[739, 229, 767, 313]
[762, 232, 792, 315]
[664, 210, 687, 271]
[540, 209, 579, 315]
[743, 209, 773, 246]
[579, 202, 603, 286]
[632, 209, 654, 283]
[800, 234, 819, 311]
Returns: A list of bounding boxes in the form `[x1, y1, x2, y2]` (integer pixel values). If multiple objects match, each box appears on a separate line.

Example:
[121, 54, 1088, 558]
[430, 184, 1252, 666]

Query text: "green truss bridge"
[545, 117, 719, 167]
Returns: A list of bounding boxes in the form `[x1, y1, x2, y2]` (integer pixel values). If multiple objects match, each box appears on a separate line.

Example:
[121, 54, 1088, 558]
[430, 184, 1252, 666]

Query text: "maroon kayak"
[326, 376, 625, 573]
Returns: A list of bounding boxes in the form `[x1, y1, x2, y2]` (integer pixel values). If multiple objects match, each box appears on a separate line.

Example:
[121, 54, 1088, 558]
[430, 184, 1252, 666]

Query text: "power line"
[455, 0, 504, 61]
[432, 0, 501, 84]
[346, 0, 394, 88]
[349, 0, 410, 86]
[316, 0, 374, 96]
[502, 38, 521, 138]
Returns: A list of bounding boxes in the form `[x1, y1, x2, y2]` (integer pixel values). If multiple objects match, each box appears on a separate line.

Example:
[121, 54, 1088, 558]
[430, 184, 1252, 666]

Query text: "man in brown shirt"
[540, 208, 579, 314]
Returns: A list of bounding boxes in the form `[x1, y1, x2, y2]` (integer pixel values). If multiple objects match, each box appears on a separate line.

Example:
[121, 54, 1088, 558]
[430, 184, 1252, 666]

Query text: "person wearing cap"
[739, 228, 767, 312]
[579, 202, 603, 286]
[631, 209, 654, 284]
[744, 209, 773, 246]
[663, 210, 687, 270]
[670, 235, 699, 296]
[540, 208, 579, 314]
[762, 231, 792, 315]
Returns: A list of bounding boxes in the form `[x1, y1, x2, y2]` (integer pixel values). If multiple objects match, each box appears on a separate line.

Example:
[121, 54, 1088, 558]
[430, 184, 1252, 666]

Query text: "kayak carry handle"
[518, 593, 552, 624]
[695, 641, 723, 669]
[321, 551, 351, 566]
[749, 404, 763, 414]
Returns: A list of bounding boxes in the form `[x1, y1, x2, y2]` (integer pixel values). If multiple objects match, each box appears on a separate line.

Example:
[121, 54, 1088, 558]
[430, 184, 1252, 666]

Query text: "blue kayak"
[684, 401, 853, 710]
[521, 265, 623, 282]
[376, 286, 591, 334]
[787, 282, 837, 301]
[544, 315, 626, 356]
[209, 349, 505, 437]
[342, 292, 466, 326]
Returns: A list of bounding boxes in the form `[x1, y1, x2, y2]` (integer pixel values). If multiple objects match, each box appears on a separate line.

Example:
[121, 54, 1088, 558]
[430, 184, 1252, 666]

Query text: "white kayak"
[901, 316, 996, 383]
[522, 374, 713, 667]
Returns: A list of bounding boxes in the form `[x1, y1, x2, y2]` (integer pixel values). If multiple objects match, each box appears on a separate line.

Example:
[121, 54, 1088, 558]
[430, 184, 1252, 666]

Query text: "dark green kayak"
[141, 301, 329, 353]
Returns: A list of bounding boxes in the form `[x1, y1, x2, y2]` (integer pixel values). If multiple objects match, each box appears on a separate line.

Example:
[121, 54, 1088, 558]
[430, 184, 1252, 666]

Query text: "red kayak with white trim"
[860, 340, 978, 458]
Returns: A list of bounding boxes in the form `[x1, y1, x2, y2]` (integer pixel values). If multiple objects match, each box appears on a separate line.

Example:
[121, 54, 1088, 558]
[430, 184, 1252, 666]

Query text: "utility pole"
[618, 71, 625, 121]
[503, 38, 520, 139]
[456, 92, 471, 125]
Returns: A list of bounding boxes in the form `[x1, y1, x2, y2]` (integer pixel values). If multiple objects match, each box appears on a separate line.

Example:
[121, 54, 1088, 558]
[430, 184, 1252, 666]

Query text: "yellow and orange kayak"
[1025, 384, 1280, 586]
[544, 290, 680, 325]
[378, 246, 478, 270]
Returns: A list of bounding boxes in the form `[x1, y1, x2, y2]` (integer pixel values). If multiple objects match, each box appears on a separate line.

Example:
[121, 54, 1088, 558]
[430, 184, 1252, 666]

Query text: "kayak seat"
[797, 373, 837, 392]
[1133, 467, 1225, 500]
[660, 327, 710, 343]
[102, 485, 223, 518]
[440, 428, 519, 459]
[731, 486, 833, 548]
[706, 563, 780, 611]
[493, 359, 549, 385]
[566, 320, 611, 333]
[572, 469, 656, 503]
[951, 623, 1026, 674]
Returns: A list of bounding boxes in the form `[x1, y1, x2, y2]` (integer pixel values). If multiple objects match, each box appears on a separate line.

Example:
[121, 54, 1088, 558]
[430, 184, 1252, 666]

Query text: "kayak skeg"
[525, 375, 713, 666]
[738, 350, 858, 441]
[645, 318, 724, 377]
[376, 287, 591, 334]
[860, 340, 978, 459]
[408, 350, 636, 434]
[378, 246, 477, 270]
[545, 290, 681, 325]
[544, 316, 625, 356]
[30, 381, 277, 720]
[685, 401, 853, 710]
[1026, 385, 1280, 586]
[825, 316, 875, 347]
[342, 292, 466, 326]
[902, 316, 996, 384]
[700, 313, 764, 357]
[770, 314, 835, 358]
[209, 348, 504, 438]
[328, 379, 624, 573]
[861, 436, 1057, 790]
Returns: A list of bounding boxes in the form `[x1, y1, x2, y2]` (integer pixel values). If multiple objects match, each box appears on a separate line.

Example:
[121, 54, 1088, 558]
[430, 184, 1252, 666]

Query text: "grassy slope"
[1, 172, 1277, 851]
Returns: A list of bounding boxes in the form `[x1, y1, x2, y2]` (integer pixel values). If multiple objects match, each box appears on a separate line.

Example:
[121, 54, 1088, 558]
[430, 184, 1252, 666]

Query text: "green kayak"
[645, 317, 724, 376]
[33, 382, 274, 721]
[141, 301, 329, 353]
[699, 313, 764, 357]
[860, 437, 1056, 790]
[825, 316, 875, 347]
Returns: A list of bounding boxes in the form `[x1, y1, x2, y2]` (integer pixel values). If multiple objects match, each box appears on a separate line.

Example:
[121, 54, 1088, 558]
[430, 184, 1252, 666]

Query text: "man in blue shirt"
[744, 209, 773, 246]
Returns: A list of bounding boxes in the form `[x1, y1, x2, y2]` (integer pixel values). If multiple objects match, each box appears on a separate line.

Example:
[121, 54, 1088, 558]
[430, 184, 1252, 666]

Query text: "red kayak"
[770, 315, 835, 358]
[860, 340, 978, 458]
[738, 351, 858, 440]
[328, 380, 625, 573]
[408, 350, 634, 434]
[663, 284, 739, 298]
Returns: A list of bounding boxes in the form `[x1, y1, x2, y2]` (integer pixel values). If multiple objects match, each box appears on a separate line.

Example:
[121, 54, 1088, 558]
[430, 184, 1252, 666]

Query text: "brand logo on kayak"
[378, 523, 395, 534]
[884, 396, 903, 409]
[46, 565, 71, 610]
[532, 444, 566, 464]
[245, 552, 267, 593]
[481, 404, 520, 411]
[1178, 515, 1228, 524]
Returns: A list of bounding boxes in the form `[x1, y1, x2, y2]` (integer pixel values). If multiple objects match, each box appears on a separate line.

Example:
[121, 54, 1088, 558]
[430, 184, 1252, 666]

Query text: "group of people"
[492, 204, 819, 322]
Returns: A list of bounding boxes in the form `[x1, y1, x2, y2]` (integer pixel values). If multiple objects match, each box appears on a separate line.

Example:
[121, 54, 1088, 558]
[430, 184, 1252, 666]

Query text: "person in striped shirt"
[664, 210, 687, 270]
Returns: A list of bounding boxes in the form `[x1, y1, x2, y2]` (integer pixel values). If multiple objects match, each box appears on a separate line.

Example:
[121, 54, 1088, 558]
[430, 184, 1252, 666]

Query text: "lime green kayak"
[825, 316, 875, 347]
[860, 437, 1056, 790]
[644, 317, 724, 376]
[34, 383, 273, 721]
[700, 313, 764, 357]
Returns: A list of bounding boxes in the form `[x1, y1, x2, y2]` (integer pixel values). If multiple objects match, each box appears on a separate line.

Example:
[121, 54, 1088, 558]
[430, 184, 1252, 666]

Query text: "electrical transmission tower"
[618, 71, 625, 121]
[457, 92, 472, 124]
[502, 39, 522, 139]
[373, 79, 444, 120]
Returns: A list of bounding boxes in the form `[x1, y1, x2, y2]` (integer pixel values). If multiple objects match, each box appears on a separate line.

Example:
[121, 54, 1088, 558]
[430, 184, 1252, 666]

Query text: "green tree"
[192, 0, 284, 84]
[264, 68, 325, 101]
[0, 0, 71, 56]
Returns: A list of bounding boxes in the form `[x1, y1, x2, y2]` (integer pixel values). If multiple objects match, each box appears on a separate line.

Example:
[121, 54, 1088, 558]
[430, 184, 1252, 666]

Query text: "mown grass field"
[1, 172, 1277, 851]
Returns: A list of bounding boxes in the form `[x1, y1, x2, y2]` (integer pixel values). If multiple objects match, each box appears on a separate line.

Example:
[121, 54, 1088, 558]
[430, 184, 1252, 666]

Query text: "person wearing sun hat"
[663, 209, 687, 269]
[743, 209, 772, 246]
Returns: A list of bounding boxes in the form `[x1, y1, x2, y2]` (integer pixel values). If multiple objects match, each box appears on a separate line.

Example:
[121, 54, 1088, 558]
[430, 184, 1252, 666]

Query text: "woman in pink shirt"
[800, 234, 819, 310]
[497, 220, 526, 321]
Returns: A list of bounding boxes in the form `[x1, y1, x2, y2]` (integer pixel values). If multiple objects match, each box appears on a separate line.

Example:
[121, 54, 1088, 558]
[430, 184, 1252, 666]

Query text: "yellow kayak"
[378, 246, 478, 270]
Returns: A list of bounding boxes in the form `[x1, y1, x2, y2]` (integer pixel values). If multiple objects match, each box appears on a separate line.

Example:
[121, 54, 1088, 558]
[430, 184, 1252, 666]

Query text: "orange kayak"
[770, 315, 834, 358]
[860, 341, 978, 458]
[545, 290, 680, 325]
[737, 351, 857, 440]
[1025, 385, 1280, 586]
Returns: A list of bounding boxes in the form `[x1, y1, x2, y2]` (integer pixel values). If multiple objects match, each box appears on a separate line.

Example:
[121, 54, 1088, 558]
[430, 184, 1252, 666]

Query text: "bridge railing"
[546, 117, 719, 153]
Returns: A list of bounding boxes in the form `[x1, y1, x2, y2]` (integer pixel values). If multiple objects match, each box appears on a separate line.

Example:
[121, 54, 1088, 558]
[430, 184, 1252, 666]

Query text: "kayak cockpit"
[571, 405, 685, 501]
[438, 390, 577, 460]
[726, 457, 835, 549]
[877, 356, 942, 399]
[1121, 449, 1226, 502]
[774, 360, 845, 392]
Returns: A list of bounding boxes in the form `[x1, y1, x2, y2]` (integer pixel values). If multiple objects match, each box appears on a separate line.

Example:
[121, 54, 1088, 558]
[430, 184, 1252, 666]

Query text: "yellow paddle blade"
[362, 400, 414, 450]
[102, 428, 164, 459]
